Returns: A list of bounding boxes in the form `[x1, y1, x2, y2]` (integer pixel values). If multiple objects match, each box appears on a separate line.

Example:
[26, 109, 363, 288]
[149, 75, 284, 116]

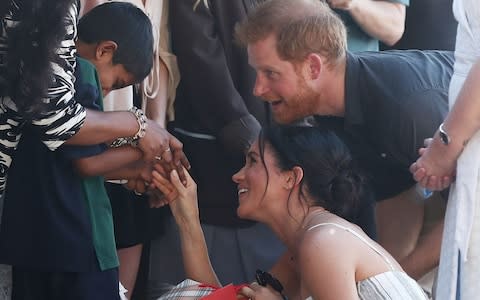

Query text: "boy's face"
[95, 62, 136, 96]
[79, 40, 136, 96]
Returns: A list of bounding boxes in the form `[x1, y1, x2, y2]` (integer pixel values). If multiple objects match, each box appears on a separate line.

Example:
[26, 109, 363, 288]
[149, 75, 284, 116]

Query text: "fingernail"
[171, 170, 178, 178]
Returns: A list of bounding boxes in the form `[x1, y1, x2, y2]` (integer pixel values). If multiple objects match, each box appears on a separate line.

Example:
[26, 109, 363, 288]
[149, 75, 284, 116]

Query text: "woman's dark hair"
[258, 125, 366, 221]
[0, 0, 77, 116]
[77, 2, 154, 82]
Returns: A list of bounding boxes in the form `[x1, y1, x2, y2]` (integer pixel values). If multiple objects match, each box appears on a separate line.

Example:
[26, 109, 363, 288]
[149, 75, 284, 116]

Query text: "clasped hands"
[125, 120, 191, 205]
[409, 137, 457, 191]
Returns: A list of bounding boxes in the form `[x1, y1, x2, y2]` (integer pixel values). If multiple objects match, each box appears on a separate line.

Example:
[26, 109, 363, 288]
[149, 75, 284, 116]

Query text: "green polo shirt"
[77, 57, 119, 271]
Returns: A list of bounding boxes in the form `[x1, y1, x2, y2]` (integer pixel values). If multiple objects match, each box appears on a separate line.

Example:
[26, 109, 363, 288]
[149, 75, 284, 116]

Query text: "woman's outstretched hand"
[151, 165, 199, 226]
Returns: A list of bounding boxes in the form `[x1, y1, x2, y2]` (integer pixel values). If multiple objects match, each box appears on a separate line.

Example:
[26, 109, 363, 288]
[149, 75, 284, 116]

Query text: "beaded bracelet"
[129, 106, 148, 145]
[110, 107, 148, 148]
[255, 269, 288, 300]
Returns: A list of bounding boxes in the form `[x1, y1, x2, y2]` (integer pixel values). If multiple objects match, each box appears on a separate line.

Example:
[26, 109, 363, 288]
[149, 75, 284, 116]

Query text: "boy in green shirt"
[0, 3, 155, 299]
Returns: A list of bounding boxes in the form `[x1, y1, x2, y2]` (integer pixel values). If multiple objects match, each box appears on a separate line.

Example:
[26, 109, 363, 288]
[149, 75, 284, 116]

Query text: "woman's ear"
[284, 166, 304, 189]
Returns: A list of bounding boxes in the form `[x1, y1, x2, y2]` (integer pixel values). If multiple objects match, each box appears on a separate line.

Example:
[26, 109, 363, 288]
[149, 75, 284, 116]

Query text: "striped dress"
[305, 223, 428, 300]
[0, 0, 86, 193]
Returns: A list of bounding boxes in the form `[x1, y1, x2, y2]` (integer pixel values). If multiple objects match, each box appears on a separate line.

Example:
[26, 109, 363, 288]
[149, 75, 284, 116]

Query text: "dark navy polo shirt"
[315, 50, 453, 200]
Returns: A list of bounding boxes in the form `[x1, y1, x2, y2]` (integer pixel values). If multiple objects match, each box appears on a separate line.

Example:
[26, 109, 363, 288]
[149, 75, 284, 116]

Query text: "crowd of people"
[0, 0, 476, 299]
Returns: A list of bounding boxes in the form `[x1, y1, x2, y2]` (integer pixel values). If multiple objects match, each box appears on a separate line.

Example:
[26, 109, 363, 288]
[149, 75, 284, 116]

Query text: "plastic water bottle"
[415, 183, 433, 200]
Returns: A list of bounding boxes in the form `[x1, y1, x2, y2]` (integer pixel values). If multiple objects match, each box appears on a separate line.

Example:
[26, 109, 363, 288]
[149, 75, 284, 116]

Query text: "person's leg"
[12, 267, 119, 300]
[117, 244, 143, 299]
[54, 268, 120, 300]
[11, 267, 49, 300]
[376, 187, 444, 280]
[400, 221, 443, 279]
[402, 193, 446, 281]
[376, 187, 424, 260]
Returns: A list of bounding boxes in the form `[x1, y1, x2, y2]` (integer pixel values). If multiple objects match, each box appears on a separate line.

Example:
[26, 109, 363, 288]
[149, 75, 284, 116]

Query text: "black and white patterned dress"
[0, 1, 86, 194]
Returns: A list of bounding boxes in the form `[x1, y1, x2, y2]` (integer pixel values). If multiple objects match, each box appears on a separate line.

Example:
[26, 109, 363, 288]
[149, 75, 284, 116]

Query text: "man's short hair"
[235, 0, 347, 66]
[78, 2, 153, 82]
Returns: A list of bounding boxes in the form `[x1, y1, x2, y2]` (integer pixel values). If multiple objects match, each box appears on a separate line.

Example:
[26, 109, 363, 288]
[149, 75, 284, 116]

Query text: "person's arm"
[66, 109, 189, 170]
[297, 229, 358, 300]
[152, 167, 220, 286]
[73, 145, 143, 177]
[328, 0, 406, 46]
[145, 59, 169, 128]
[79, 0, 108, 17]
[411, 60, 480, 190]
[71, 145, 157, 195]
[170, 0, 261, 154]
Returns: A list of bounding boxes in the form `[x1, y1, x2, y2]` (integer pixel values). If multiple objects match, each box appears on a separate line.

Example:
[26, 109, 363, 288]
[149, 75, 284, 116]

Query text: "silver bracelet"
[129, 106, 148, 142]
[110, 107, 148, 148]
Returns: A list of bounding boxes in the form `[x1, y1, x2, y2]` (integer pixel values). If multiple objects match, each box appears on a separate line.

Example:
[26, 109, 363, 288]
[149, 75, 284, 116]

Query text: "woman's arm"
[328, 0, 406, 46]
[67, 109, 190, 182]
[152, 167, 220, 286]
[298, 229, 359, 300]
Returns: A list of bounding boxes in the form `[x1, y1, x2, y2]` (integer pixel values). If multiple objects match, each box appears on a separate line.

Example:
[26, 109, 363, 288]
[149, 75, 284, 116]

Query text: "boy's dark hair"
[78, 2, 153, 82]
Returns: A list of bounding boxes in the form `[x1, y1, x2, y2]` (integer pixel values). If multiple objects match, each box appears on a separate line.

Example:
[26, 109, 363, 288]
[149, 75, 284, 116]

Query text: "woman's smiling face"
[232, 140, 290, 221]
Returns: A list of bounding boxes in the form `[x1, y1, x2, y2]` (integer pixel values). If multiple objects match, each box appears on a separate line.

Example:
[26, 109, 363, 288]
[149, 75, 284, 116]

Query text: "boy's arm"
[73, 146, 142, 177]
[103, 161, 152, 183]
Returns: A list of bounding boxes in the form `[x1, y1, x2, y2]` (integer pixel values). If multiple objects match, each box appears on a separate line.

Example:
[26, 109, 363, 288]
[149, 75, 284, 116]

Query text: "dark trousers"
[12, 266, 119, 300]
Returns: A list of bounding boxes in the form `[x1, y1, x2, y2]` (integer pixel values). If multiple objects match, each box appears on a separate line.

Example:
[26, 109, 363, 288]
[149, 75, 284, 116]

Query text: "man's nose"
[253, 76, 269, 98]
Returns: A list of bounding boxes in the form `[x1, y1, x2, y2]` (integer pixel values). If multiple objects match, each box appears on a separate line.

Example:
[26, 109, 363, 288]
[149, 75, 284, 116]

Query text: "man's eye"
[265, 70, 277, 79]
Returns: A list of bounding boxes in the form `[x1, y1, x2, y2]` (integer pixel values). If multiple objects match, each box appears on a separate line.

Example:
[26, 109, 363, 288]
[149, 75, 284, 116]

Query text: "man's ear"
[284, 166, 304, 189]
[95, 40, 118, 62]
[306, 53, 323, 80]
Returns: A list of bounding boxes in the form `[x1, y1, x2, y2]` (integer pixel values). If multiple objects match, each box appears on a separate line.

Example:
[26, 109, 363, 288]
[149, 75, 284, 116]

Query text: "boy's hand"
[147, 191, 169, 208]
[124, 178, 148, 195]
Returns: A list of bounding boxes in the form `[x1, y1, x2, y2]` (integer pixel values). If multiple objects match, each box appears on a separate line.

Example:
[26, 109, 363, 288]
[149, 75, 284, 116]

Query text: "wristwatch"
[438, 123, 451, 145]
